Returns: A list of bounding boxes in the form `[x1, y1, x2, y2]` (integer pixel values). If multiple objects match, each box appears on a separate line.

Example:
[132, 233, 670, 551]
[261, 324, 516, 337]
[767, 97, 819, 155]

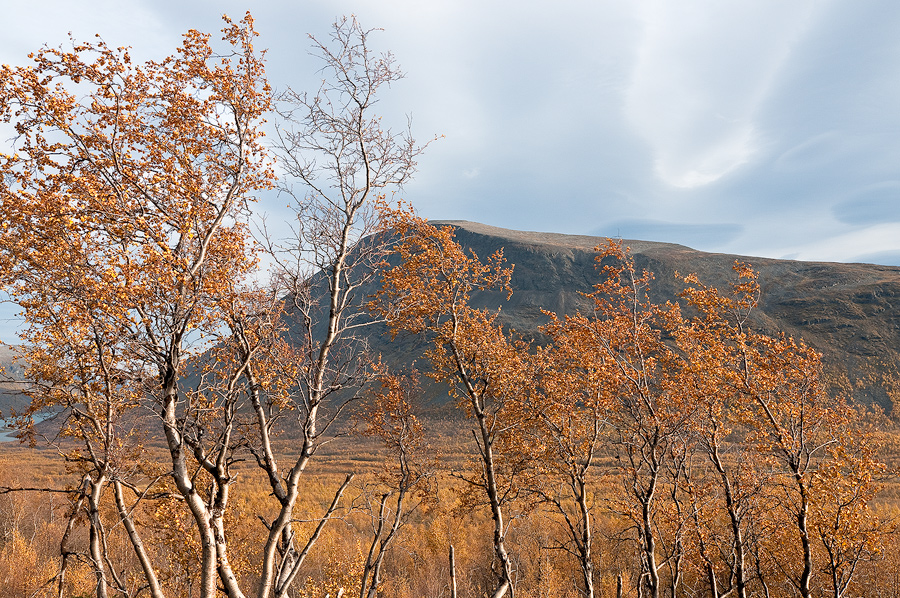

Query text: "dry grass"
[0, 417, 898, 597]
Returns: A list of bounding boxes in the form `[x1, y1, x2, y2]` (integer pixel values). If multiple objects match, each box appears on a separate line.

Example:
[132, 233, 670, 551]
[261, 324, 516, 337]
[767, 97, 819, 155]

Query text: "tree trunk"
[113, 480, 165, 598]
[449, 544, 458, 598]
[477, 405, 514, 598]
[576, 476, 595, 598]
[161, 371, 220, 598]
[86, 475, 109, 598]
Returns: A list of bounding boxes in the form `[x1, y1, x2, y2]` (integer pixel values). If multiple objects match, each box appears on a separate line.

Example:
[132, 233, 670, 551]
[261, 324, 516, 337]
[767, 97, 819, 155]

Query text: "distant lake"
[0, 412, 53, 442]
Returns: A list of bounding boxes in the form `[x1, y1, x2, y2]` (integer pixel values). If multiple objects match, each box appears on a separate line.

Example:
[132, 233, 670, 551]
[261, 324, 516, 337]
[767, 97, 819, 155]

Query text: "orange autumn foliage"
[0, 12, 892, 598]
[0, 13, 272, 598]
[375, 213, 890, 598]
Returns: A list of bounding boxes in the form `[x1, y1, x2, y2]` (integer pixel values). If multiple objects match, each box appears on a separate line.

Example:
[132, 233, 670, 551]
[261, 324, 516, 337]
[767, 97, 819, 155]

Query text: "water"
[0, 412, 53, 442]
[0, 425, 18, 442]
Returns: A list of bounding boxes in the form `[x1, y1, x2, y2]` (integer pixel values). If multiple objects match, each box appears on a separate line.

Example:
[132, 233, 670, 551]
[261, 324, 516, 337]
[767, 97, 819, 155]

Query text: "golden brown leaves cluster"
[0, 12, 272, 395]
[0, 13, 274, 598]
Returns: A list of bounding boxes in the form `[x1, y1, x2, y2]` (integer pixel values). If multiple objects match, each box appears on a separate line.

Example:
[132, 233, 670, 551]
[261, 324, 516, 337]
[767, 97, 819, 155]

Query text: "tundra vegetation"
[0, 12, 896, 598]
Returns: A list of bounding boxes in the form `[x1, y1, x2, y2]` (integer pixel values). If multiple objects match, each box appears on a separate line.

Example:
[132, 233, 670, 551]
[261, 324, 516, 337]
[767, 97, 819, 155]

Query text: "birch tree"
[244, 17, 432, 598]
[0, 13, 271, 598]
[373, 208, 526, 598]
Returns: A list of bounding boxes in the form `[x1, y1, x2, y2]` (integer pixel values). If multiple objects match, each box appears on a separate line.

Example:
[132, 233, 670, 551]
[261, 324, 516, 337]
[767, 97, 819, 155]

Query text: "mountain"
[374, 220, 900, 411]
[3, 221, 898, 416]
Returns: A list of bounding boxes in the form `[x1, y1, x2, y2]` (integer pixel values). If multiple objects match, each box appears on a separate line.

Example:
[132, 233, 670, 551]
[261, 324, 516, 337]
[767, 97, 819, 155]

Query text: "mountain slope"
[4, 221, 898, 415]
[383, 221, 900, 410]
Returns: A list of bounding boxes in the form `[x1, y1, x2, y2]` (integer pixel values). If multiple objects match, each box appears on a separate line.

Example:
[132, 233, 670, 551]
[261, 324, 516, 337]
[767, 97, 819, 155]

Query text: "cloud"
[833, 182, 900, 226]
[774, 131, 844, 172]
[851, 250, 900, 267]
[0, 0, 171, 66]
[781, 222, 900, 266]
[624, 0, 818, 188]
[591, 219, 743, 249]
[4, 0, 900, 276]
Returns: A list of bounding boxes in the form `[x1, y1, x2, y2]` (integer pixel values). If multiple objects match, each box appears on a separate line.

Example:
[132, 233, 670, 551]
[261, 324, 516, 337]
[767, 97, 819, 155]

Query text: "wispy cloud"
[3, 0, 900, 278]
[624, 0, 818, 188]
[833, 181, 900, 226]
[0, 0, 170, 66]
[782, 222, 900, 264]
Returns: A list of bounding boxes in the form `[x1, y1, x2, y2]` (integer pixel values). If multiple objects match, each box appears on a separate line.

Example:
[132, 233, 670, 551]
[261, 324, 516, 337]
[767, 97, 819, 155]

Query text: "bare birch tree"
[245, 15, 432, 598]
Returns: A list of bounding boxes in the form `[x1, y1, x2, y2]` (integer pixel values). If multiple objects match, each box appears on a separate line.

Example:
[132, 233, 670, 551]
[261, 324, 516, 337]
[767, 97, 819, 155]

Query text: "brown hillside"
[419, 221, 900, 410]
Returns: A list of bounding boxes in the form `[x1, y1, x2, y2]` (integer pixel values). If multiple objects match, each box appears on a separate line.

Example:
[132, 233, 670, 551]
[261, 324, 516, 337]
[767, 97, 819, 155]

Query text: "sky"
[2, 0, 900, 337]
